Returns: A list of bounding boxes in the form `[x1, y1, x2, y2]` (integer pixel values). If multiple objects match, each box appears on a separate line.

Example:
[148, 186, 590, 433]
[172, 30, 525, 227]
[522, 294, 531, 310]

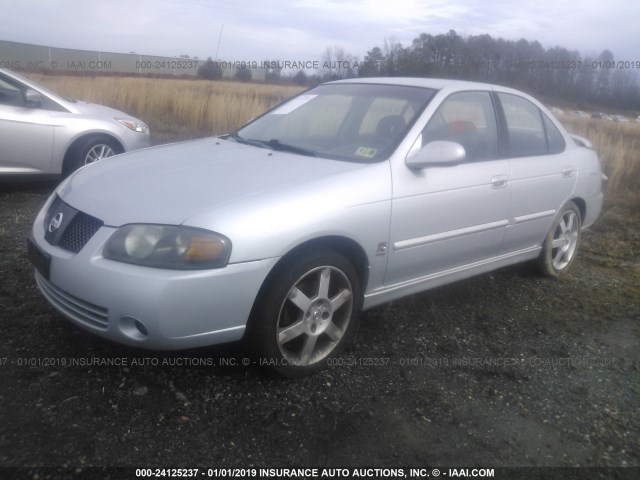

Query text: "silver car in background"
[28, 78, 603, 377]
[0, 67, 149, 177]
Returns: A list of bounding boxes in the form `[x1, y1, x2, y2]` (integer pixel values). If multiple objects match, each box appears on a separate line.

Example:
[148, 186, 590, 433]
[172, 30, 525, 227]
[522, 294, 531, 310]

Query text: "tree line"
[356, 31, 639, 111]
[196, 30, 639, 111]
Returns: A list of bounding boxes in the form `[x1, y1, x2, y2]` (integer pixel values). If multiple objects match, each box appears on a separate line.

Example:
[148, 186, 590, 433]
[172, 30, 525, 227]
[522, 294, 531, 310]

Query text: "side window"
[542, 113, 565, 154]
[422, 91, 498, 161]
[0, 76, 25, 107]
[498, 93, 547, 156]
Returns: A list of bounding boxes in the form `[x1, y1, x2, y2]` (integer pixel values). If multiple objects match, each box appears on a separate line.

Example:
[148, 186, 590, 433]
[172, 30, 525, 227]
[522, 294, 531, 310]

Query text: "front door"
[386, 90, 510, 285]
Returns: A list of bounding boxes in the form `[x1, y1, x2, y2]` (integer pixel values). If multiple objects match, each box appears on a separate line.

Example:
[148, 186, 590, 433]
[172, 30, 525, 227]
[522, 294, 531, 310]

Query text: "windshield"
[234, 83, 435, 162]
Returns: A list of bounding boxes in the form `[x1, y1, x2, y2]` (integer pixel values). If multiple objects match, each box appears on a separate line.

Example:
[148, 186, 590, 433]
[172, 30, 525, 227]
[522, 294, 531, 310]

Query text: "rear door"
[495, 92, 577, 252]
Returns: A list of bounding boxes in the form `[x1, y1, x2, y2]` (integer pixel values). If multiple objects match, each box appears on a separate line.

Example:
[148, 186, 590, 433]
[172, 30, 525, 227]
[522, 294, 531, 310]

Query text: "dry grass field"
[23, 74, 640, 209]
[560, 115, 640, 208]
[26, 74, 303, 137]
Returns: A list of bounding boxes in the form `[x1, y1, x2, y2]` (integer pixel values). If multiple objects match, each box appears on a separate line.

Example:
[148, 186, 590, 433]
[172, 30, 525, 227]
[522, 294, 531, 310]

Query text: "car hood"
[57, 138, 365, 226]
[69, 100, 135, 119]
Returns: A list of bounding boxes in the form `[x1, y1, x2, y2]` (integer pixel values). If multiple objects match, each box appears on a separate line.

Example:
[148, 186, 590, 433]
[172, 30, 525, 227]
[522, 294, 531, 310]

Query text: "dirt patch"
[0, 165, 638, 471]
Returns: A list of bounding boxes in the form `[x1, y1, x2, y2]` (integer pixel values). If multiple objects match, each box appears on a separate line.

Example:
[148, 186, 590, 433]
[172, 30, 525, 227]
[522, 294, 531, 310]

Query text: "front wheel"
[63, 136, 121, 176]
[537, 201, 582, 277]
[246, 250, 362, 377]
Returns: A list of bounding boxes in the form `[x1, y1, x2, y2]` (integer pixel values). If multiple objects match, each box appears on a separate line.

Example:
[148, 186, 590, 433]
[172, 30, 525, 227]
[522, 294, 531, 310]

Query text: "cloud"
[0, 0, 637, 63]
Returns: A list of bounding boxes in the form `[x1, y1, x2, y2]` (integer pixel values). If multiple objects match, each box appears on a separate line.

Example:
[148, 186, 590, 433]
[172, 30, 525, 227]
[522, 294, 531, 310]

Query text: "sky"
[0, 0, 638, 64]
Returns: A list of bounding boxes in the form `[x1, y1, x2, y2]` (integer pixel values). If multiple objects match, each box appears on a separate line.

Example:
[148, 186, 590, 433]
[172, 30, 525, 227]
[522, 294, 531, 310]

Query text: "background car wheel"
[246, 249, 362, 377]
[64, 136, 121, 176]
[537, 201, 582, 277]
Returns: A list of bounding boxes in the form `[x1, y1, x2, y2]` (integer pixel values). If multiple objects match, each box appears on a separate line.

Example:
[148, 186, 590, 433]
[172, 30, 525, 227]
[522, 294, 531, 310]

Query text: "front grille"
[59, 213, 103, 253]
[36, 272, 109, 330]
[44, 196, 103, 253]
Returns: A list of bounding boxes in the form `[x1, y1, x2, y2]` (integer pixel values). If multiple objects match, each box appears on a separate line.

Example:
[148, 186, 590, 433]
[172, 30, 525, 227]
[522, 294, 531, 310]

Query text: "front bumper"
[31, 210, 277, 350]
[121, 128, 151, 152]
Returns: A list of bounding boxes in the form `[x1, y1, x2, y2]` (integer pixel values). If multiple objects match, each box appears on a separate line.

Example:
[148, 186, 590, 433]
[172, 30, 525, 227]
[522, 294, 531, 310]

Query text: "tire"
[246, 249, 362, 377]
[537, 201, 582, 277]
[63, 135, 121, 176]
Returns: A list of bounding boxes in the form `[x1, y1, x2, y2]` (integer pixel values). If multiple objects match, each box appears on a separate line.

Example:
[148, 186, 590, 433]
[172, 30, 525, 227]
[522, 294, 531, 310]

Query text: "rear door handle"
[562, 166, 574, 177]
[491, 175, 508, 188]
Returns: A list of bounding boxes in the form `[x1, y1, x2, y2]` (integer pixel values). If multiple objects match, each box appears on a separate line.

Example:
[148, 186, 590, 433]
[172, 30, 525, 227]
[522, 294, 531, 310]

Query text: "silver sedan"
[28, 78, 603, 376]
[0, 67, 150, 177]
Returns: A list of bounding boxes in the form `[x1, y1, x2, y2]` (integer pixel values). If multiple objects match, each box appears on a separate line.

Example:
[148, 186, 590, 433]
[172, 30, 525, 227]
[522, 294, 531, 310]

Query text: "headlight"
[117, 118, 149, 133]
[103, 225, 231, 269]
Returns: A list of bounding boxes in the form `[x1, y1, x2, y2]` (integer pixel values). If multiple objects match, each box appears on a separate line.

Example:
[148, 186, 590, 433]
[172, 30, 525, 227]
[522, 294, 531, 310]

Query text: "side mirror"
[24, 88, 44, 108]
[406, 140, 466, 169]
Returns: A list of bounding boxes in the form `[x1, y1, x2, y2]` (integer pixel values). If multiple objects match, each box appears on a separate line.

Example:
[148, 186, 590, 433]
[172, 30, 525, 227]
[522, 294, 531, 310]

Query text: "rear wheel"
[537, 201, 582, 277]
[246, 249, 361, 377]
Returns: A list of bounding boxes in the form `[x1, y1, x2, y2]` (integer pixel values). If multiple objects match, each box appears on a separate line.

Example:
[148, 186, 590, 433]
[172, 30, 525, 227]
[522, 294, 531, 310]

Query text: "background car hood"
[69, 100, 134, 119]
[58, 138, 364, 226]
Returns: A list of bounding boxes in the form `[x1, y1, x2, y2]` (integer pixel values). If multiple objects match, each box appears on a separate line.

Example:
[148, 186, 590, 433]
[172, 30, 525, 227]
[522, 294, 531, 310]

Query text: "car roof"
[329, 76, 510, 91]
[328, 76, 555, 114]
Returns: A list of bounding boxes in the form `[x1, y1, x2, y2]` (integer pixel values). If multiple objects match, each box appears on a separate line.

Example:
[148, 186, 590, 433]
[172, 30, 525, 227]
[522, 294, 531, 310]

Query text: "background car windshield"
[2, 69, 76, 103]
[0, 76, 24, 106]
[236, 83, 435, 162]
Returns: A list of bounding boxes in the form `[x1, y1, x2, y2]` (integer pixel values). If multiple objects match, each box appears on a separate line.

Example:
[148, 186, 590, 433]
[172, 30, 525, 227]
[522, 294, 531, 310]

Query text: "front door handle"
[491, 175, 508, 188]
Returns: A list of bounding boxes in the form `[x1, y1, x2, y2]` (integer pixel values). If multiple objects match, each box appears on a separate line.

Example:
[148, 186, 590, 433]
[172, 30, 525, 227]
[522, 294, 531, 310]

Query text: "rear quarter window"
[542, 113, 566, 154]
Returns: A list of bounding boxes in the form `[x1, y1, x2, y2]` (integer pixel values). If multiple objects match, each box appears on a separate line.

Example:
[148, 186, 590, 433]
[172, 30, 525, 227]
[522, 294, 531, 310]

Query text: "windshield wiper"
[230, 132, 268, 149]
[230, 133, 316, 157]
[266, 139, 317, 157]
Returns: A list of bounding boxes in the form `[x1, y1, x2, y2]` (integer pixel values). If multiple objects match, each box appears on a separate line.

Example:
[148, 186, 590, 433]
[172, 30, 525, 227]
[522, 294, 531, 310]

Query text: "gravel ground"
[0, 143, 638, 475]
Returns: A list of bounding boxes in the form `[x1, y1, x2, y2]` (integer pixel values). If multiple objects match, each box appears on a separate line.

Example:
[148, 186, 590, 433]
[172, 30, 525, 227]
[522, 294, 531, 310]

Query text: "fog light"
[118, 315, 148, 340]
[134, 319, 148, 335]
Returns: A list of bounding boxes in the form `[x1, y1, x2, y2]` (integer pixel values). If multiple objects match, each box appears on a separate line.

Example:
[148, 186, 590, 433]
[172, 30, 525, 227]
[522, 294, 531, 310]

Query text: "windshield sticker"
[354, 146, 377, 158]
[271, 94, 317, 115]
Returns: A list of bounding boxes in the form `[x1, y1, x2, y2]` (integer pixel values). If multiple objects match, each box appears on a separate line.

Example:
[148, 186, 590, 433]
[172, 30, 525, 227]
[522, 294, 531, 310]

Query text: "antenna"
[202, 24, 224, 138]
[215, 24, 224, 60]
